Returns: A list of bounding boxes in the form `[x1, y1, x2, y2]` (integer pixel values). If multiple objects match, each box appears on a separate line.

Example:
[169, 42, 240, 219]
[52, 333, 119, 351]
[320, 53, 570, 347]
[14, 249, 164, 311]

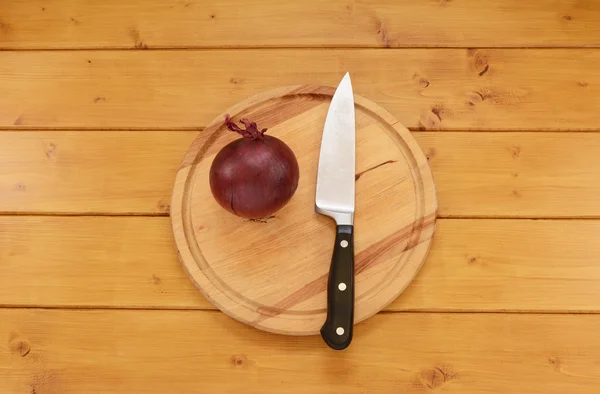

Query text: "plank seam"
[2, 46, 600, 51]
[0, 305, 599, 314]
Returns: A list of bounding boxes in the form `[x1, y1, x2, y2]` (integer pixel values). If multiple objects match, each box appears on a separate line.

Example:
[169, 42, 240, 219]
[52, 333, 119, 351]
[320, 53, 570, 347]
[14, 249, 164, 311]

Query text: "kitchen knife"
[315, 73, 356, 350]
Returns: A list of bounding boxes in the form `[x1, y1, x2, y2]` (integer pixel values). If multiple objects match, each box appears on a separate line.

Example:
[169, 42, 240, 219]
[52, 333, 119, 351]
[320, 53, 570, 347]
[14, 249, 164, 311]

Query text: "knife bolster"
[315, 206, 354, 226]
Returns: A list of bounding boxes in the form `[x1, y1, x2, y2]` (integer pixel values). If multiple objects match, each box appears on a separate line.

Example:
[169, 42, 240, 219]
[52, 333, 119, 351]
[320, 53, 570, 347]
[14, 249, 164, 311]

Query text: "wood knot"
[129, 28, 148, 49]
[375, 19, 391, 47]
[431, 105, 443, 121]
[475, 86, 527, 106]
[562, 15, 572, 20]
[45, 143, 56, 159]
[578, 81, 589, 87]
[419, 104, 450, 130]
[466, 91, 484, 104]
[157, 200, 170, 212]
[417, 365, 457, 390]
[15, 183, 27, 191]
[94, 97, 106, 103]
[152, 274, 161, 285]
[9, 338, 31, 357]
[412, 73, 430, 88]
[478, 64, 490, 76]
[509, 145, 521, 158]
[433, 103, 451, 123]
[231, 354, 248, 367]
[426, 148, 436, 160]
[421, 368, 444, 389]
[468, 49, 490, 76]
[418, 114, 440, 130]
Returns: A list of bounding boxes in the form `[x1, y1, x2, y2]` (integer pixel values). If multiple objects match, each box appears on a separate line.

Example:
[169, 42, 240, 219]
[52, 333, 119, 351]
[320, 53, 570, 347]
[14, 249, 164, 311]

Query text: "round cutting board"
[171, 85, 437, 336]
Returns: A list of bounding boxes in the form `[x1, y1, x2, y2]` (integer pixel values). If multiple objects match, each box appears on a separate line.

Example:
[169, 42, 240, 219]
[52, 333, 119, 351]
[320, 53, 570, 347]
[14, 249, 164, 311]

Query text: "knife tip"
[340, 72, 352, 88]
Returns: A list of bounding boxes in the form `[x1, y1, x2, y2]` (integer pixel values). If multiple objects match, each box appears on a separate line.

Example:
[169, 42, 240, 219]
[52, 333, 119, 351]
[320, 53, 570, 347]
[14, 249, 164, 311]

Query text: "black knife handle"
[321, 224, 354, 350]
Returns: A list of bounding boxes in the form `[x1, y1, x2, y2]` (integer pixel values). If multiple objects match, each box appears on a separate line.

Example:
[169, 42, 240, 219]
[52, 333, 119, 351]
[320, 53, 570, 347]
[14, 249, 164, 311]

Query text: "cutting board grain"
[171, 85, 437, 334]
[3, 217, 600, 312]
[1, 50, 599, 130]
[2, 310, 600, 394]
[1, 0, 599, 49]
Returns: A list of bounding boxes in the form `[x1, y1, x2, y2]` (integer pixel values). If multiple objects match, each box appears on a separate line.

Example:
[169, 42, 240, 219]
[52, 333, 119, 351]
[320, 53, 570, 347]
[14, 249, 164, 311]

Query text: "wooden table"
[1, 1, 600, 392]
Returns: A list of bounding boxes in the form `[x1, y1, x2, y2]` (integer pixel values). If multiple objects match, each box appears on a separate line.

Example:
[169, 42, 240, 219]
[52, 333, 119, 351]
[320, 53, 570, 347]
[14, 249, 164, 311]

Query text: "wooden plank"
[1, 309, 600, 393]
[417, 132, 600, 218]
[2, 131, 600, 217]
[0, 131, 196, 214]
[1, 0, 599, 49]
[2, 216, 600, 312]
[0, 216, 203, 309]
[1, 50, 599, 130]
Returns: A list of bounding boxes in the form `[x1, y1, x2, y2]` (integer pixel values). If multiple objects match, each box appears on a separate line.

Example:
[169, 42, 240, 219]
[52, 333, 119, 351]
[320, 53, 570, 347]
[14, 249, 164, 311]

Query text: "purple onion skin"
[209, 117, 300, 219]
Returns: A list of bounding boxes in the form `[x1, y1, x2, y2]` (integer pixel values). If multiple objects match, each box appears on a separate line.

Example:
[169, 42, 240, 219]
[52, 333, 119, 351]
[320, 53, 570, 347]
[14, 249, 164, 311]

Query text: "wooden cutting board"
[170, 85, 437, 336]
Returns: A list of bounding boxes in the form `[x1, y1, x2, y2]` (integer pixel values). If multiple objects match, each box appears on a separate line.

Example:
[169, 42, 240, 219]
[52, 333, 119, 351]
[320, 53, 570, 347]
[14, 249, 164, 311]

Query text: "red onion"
[209, 114, 300, 219]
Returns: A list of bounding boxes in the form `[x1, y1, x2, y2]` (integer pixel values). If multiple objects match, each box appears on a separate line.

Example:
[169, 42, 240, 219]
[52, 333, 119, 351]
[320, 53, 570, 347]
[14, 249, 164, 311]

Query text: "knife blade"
[315, 72, 356, 350]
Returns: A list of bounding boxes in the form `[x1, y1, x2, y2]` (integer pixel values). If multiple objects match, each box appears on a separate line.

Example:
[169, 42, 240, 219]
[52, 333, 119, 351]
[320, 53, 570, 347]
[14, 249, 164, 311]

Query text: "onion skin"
[209, 115, 300, 219]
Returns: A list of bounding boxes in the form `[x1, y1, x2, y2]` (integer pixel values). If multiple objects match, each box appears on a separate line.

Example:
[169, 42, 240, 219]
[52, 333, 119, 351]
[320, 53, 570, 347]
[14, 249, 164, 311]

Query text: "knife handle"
[321, 224, 354, 350]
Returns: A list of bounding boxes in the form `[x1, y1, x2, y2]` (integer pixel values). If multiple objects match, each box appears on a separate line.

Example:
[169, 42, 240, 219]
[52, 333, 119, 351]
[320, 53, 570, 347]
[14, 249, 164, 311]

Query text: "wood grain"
[171, 85, 436, 334]
[0, 131, 196, 215]
[1, 1, 598, 392]
[3, 131, 600, 217]
[1, 0, 599, 49]
[0, 216, 202, 309]
[3, 216, 600, 312]
[1, 50, 599, 130]
[1, 309, 600, 393]
[418, 132, 600, 218]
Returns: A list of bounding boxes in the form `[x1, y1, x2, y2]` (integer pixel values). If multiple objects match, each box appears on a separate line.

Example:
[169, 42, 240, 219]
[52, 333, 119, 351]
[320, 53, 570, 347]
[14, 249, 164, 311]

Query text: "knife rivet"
[340, 240, 349, 248]
[336, 327, 345, 336]
[338, 283, 347, 291]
